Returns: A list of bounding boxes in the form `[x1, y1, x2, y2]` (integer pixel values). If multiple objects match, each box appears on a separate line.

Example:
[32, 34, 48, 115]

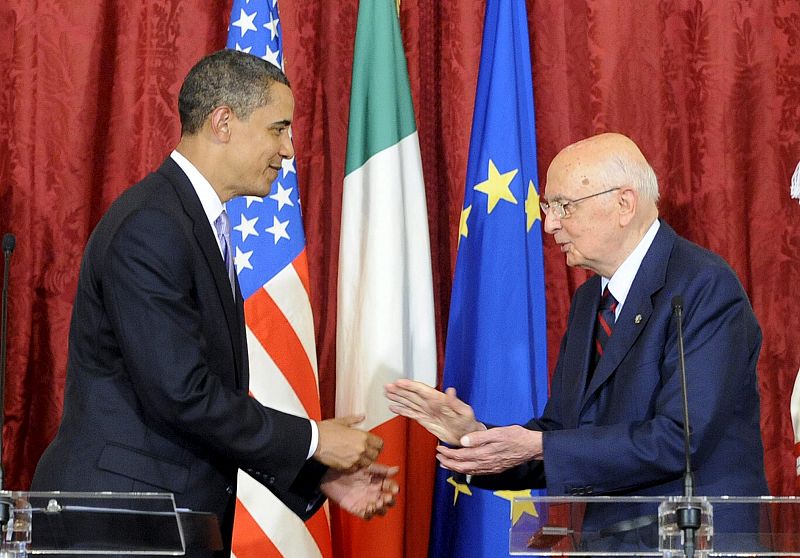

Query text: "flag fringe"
[791, 161, 800, 200]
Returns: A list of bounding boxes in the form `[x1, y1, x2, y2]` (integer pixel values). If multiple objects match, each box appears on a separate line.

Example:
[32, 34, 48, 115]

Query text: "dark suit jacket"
[32, 158, 325, 555]
[474, 221, 768, 533]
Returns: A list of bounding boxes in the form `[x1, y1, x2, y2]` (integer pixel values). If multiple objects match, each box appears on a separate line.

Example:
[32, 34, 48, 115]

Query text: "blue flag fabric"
[225, 0, 306, 299]
[429, 0, 548, 556]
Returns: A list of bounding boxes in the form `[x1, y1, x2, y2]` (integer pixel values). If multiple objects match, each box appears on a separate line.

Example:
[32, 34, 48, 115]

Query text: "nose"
[543, 209, 560, 235]
[280, 130, 295, 160]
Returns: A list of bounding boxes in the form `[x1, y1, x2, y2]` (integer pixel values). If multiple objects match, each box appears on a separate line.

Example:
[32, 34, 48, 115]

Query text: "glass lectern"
[0, 491, 222, 556]
[509, 496, 800, 557]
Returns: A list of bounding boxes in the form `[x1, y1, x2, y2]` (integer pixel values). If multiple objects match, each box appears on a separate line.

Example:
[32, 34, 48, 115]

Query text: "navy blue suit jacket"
[474, 221, 767, 534]
[32, 158, 325, 554]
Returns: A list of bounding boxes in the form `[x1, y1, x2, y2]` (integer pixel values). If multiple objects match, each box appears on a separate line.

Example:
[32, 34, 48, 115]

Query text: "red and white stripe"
[232, 251, 333, 558]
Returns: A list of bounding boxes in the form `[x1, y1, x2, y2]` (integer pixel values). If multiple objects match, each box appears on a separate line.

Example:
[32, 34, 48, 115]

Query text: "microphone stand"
[672, 296, 701, 558]
[0, 233, 16, 531]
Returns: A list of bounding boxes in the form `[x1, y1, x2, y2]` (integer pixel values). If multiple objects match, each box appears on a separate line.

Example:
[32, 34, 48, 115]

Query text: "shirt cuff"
[307, 419, 319, 460]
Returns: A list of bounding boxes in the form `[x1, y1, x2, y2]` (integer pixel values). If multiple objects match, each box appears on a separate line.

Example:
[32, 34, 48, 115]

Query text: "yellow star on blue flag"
[474, 160, 518, 213]
[448, 476, 473, 505]
[494, 489, 539, 525]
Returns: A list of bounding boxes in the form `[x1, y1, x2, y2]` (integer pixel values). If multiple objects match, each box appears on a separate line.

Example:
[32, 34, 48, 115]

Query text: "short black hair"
[178, 49, 290, 136]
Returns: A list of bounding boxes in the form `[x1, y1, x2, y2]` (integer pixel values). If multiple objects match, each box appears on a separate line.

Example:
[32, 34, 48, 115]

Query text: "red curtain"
[1, 0, 798, 509]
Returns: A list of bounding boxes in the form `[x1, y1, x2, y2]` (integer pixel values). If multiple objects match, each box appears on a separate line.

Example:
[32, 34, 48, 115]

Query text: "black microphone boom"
[672, 295, 701, 558]
[671, 295, 694, 496]
[0, 232, 14, 525]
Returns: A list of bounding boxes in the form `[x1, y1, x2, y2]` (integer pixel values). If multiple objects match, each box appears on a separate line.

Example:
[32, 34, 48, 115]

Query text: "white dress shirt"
[602, 219, 660, 320]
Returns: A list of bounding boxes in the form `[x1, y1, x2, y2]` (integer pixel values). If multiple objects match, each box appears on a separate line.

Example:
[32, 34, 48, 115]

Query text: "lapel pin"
[634, 314, 643, 324]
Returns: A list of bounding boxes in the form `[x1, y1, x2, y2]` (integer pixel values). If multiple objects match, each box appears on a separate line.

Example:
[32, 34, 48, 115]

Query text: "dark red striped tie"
[593, 287, 618, 368]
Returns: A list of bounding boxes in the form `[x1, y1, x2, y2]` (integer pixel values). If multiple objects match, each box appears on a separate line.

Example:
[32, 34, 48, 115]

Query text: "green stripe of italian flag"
[334, 0, 437, 555]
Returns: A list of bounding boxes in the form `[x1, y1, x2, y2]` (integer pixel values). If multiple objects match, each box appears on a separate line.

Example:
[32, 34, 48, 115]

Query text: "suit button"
[226, 485, 234, 495]
[267, 475, 276, 485]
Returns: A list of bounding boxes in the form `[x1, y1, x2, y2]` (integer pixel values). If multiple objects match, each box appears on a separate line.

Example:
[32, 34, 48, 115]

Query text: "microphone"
[2, 234, 14, 254]
[0, 233, 15, 525]
[672, 295, 701, 558]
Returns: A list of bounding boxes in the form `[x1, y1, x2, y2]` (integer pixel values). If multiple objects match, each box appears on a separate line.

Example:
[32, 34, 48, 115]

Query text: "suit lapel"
[561, 276, 601, 426]
[157, 158, 245, 389]
[234, 277, 249, 388]
[580, 221, 677, 411]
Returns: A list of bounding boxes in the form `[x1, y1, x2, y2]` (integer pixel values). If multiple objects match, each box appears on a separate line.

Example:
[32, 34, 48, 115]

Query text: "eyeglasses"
[539, 187, 620, 219]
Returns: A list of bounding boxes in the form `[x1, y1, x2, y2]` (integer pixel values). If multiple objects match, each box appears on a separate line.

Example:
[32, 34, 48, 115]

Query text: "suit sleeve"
[104, 208, 315, 497]
[470, 301, 575, 490]
[468, 299, 577, 491]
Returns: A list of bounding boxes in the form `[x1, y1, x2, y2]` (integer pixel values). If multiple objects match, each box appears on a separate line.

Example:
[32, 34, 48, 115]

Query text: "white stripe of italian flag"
[333, 0, 438, 555]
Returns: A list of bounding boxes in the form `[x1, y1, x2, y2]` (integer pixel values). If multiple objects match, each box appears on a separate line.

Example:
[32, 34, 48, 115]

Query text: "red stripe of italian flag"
[334, 0, 438, 556]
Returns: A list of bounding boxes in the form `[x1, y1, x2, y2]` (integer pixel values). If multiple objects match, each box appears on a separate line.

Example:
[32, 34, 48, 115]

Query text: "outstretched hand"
[321, 463, 399, 519]
[315, 415, 384, 472]
[384, 379, 485, 445]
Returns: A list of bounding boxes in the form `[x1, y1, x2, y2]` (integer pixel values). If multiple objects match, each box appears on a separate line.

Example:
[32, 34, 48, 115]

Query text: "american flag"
[226, 2, 333, 557]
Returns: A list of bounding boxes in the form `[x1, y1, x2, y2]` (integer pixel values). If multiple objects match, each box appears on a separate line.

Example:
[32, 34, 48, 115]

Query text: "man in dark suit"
[32, 49, 396, 557]
[386, 133, 767, 542]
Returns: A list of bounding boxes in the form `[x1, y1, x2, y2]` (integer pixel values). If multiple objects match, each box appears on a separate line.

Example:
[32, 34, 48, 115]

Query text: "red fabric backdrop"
[1, 0, 798, 507]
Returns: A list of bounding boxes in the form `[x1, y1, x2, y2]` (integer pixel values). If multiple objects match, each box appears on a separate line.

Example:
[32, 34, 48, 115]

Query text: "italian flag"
[333, 0, 438, 556]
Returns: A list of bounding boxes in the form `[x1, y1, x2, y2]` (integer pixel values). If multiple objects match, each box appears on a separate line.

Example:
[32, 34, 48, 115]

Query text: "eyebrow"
[270, 119, 292, 128]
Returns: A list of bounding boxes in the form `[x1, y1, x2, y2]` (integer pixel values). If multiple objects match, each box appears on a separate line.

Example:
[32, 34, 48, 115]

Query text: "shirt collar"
[170, 150, 225, 226]
[602, 219, 660, 316]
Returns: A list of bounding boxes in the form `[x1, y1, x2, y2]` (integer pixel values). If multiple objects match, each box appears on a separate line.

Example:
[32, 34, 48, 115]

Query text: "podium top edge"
[3, 491, 176, 500]
[508, 495, 800, 503]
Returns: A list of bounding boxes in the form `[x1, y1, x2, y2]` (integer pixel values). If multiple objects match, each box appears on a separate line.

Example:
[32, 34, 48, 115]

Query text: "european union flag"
[429, 0, 548, 556]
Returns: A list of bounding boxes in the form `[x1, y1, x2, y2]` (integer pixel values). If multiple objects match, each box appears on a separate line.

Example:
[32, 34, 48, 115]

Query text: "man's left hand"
[321, 463, 399, 519]
[435, 425, 543, 475]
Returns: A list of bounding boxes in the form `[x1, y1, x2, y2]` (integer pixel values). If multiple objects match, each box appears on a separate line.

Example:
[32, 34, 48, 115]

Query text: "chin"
[240, 187, 268, 200]
[565, 253, 585, 269]
[257, 175, 277, 195]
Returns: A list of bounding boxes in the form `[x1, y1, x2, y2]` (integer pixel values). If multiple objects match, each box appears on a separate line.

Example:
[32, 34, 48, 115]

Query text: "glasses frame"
[540, 187, 620, 219]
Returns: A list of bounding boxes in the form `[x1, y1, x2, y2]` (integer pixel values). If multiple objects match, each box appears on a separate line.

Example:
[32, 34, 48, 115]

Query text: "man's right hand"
[384, 379, 485, 446]
[314, 415, 383, 472]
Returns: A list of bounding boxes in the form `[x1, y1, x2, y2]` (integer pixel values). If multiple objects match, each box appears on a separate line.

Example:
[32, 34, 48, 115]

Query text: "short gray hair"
[597, 153, 660, 203]
[178, 49, 290, 136]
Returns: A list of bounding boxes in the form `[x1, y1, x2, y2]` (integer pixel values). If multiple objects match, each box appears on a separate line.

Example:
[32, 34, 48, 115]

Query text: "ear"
[617, 187, 637, 226]
[208, 106, 234, 143]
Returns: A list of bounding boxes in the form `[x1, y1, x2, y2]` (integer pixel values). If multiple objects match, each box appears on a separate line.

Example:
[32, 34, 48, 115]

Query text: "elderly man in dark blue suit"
[386, 133, 767, 544]
[32, 50, 397, 557]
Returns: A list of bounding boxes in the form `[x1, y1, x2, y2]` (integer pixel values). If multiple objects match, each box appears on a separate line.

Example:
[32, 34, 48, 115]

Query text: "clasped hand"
[321, 463, 399, 519]
[313, 415, 398, 519]
[314, 415, 383, 472]
[384, 379, 484, 445]
[437, 425, 543, 475]
[384, 379, 543, 476]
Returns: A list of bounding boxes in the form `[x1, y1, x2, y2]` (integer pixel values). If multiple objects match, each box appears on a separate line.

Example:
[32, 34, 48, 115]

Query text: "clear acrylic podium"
[509, 496, 800, 556]
[0, 491, 223, 555]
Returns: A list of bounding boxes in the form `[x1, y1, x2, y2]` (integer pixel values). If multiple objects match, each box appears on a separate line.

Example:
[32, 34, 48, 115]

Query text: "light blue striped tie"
[214, 209, 236, 296]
